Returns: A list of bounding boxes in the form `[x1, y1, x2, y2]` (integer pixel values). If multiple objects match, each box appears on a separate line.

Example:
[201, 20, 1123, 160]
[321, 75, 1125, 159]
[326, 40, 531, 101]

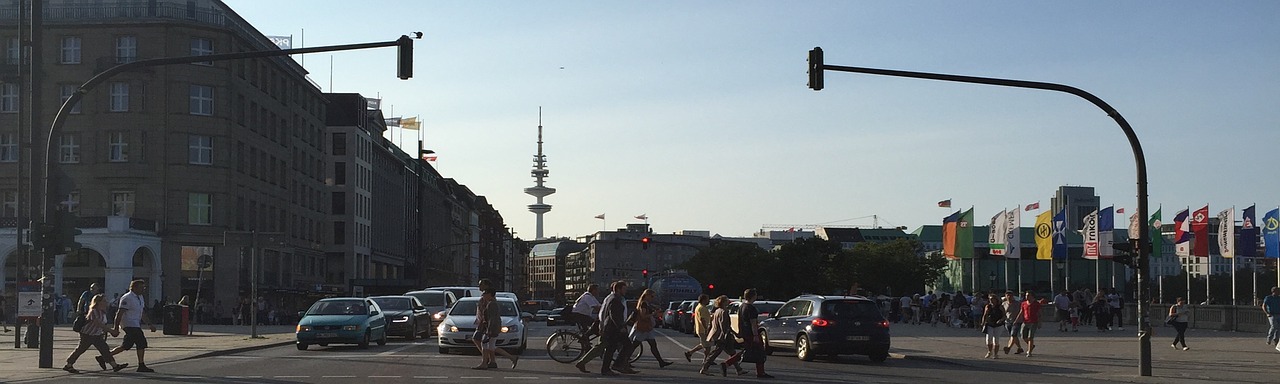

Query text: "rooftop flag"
[594, 213, 605, 220]
[402, 117, 421, 130]
[635, 214, 648, 220]
[1025, 201, 1039, 211]
[938, 199, 952, 208]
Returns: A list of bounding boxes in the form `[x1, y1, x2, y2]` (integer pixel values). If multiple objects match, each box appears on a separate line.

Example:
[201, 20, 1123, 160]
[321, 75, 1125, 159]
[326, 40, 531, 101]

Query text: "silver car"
[437, 297, 527, 354]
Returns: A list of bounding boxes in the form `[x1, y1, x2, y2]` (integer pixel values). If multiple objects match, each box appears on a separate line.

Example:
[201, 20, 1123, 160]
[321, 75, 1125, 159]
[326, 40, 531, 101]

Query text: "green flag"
[1150, 208, 1163, 257]
[957, 208, 975, 259]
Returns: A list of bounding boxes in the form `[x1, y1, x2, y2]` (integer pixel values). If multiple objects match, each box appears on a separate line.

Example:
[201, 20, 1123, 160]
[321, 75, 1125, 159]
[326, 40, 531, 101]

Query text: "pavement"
[0, 323, 295, 383]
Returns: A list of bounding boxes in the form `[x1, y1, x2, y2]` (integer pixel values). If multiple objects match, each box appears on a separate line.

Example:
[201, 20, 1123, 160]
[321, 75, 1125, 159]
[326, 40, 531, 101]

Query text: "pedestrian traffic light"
[641, 237, 651, 250]
[1110, 240, 1138, 268]
[396, 34, 414, 80]
[31, 222, 56, 252]
[807, 47, 824, 91]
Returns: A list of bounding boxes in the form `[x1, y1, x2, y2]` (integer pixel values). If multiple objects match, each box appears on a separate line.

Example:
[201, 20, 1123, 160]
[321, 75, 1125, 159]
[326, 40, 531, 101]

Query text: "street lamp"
[988, 271, 996, 290]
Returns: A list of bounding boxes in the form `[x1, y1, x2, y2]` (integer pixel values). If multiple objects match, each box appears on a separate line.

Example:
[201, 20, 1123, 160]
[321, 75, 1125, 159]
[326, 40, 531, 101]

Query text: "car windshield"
[407, 292, 446, 306]
[755, 302, 784, 315]
[371, 298, 410, 310]
[308, 300, 367, 315]
[821, 300, 881, 320]
[449, 300, 519, 317]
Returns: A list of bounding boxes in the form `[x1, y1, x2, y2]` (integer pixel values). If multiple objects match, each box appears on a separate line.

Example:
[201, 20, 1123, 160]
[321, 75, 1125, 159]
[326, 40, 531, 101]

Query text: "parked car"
[728, 300, 786, 336]
[546, 308, 566, 326]
[676, 300, 697, 333]
[437, 297, 527, 354]
[369, 295, 433, 340]
[296, 298, 388, 350]
[405, 290, 458, 334]
[662, 301, 682, 329]
[759, 294, 891, 362]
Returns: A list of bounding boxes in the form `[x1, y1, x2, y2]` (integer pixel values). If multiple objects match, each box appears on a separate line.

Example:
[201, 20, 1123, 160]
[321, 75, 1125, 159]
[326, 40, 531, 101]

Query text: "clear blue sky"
[223, 0, 1280, 239]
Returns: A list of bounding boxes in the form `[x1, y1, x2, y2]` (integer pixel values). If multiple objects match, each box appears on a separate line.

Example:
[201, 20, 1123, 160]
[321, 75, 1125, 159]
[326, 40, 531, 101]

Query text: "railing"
[1120, 303, 1272, 333]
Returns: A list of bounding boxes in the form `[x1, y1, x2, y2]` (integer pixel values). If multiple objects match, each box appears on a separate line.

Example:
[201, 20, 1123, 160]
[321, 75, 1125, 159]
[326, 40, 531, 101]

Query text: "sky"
[221, 0, 1280, 240]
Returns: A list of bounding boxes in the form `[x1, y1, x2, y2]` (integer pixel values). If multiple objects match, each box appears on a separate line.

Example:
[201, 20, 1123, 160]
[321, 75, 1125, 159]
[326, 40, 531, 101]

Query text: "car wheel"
[296, 343, 308, 351]
[406, 321, 417, 341]
[438, 346, 450, 354]
[760, 330, 773, 355]
[318, 343, 329, 347]
[377, 330, 388, 346]
[796, 334, 814, 361]
[359, 331, 371, 349]
[870, 352, 888, 363]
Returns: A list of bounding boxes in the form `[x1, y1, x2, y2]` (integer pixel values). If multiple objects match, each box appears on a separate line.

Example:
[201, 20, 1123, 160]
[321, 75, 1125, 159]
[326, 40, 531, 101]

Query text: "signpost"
[17, 281, 41, 319]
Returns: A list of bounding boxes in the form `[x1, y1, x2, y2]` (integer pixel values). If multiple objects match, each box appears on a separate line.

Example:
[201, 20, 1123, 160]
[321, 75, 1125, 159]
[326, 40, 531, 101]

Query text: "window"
[1, 83, 17, 113]
[331, 192, 345, 214]
[189, 85, 213, 115]
[333, 221, 346, 245]
[60, 36, 81, 64]
[108, 132, 128, 162]
[332, 133, 346, 155]
[334, 162, 346, 185]
[188, 193, 211, 225]
[1, 189, 15, 217]
[64, 191, 80, 214]
[58, 134, 79, 163]
[109, 82, 129, 112]
[5, 37, 18, 64]
[188, 135, 212, 165]
[190, 37, 213, 65]
[0, 133, 15, 162]
[111, 191, 135, 216]
[115, 35, 136, 63]
[59, 85, 82, 114]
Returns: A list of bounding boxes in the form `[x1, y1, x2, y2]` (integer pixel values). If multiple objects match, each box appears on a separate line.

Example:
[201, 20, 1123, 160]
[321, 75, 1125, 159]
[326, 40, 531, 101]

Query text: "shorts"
[470, 329, 486, 342]
[481, 335, 497, 350]
[1056, 309, 1070, 322]
[120, 327, 148, 350]
[1019, 323, 1037, 339]
[1004, 322, 1021, 336]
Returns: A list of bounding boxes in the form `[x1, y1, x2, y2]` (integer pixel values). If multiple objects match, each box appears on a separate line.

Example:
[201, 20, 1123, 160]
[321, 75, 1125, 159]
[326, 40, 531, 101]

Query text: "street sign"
[17, 281, 41, 319]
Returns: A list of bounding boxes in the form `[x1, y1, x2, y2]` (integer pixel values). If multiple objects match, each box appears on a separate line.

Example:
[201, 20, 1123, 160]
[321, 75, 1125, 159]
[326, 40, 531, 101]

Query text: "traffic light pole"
[34, 35, 417, 368]
[808, 47, 1152, 376]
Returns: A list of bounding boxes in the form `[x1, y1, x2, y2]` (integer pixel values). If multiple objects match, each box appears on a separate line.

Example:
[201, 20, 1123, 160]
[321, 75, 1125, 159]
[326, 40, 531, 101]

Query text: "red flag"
[1116, 207, 1125, 214]
[1025, 202, 1039, 211]
[1191, 205, 1210, 257]
[938, 199, 952, 208]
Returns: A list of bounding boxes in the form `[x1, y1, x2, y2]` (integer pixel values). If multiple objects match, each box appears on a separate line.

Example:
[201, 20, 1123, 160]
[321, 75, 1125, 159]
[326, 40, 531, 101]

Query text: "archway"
[61, 248, 107, 300]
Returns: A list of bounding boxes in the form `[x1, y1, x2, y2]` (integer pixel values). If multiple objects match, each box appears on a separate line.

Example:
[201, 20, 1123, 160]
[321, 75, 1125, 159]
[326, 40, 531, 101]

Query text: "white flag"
[1128, 211, 1141, 239]
[1083, 209, 1100, 259]
[1218, 208, 1235, 258]
[989, 209, 1007, 255]
[1005, 208, 1021, 259]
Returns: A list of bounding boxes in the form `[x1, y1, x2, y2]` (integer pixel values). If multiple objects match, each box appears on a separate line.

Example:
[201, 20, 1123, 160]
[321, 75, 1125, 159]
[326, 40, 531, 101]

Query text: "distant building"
[564, 224, 709, 300]
[752, 229, 816, 248]
[527, 238, 585, 302]
[815, 227, 915, 249]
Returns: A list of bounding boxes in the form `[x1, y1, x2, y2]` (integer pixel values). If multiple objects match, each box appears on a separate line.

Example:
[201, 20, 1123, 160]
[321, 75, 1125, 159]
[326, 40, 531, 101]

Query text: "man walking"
[1053, 290, 1075, 332]
[574, 281, 637, 375]
[76, 283, 101, 318]
[1001, 291, 1023, 355]
[105, 279, 156, 373]
[1264, 286, 1280, 350]
[1019, 291, 1047, 357]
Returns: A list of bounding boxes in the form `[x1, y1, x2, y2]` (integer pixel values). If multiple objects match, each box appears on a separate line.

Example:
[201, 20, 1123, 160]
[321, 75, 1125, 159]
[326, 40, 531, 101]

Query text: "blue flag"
[1052, 208, 1068, 259]
[1240, 205, 1257, 257]
[1264, 208, 1280, 258]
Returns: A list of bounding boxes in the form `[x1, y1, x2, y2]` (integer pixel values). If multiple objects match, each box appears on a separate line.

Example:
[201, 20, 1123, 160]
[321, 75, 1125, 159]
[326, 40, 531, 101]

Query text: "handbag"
[741, 344, 767, 364]
[71, 314, 87, 333]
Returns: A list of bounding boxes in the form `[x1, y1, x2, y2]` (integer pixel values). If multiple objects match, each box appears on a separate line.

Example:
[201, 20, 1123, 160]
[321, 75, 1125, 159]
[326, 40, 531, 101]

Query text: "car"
[296, 297, 389, 350]
[728, 300, 786, 336]
[424, 286, 482, 299]
[545, 307, 566, 326]
[369, 295, 433, 340]
[405, 290, 458, 333]
[534, 309, 551, 322]
[759, 294, 891, 362]
[676, 300, 697, 333]
[662, 301, 682, 329]
[437, 297, 527, 354]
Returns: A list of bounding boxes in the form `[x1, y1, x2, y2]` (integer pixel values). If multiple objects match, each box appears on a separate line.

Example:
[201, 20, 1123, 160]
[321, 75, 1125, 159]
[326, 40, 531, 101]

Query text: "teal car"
[296, 298, 388, 350]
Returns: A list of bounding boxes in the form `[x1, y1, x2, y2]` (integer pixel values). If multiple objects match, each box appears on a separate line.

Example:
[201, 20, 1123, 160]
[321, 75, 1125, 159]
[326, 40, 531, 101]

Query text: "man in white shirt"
[571, 283, 602, 335]
[1053, 290, 1075, 332]
[107, 279, 156, 373]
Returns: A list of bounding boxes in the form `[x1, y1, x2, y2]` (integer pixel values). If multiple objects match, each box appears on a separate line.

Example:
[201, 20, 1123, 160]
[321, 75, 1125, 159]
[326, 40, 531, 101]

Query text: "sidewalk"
[0, 324, 295, 382]
[888, 321, 1279, 383]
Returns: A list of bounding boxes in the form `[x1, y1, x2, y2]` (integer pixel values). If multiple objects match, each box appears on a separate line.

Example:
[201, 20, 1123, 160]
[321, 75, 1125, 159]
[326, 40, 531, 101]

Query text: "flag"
[1191, 205, 1209, 257]
[1100, 206, 1115, 258]
[942, 210, 961, 259]
[1082, 208, 1100, 259]
[421, 154, 437, 162]
[635, 214, 648, 220]
[989, 209, 1007, 256]
[366, 98, 381, 110]
[1264, 208, 1280, 258]
[1128, 210, 1141, 240]
[1116, 208, 1125, 214]
[1150, 208, 1163, 258]
[402, 117, 421, 130]
[1052, 208, 1068, 260]
[957, 208, 975, 259]
[938, 199, 952, 208]
[1240, 205, 1257, 257]
[1035, 210, 1053, 260]
[1174, 208, 1191, 257]
[1025, 202, 1039, 211]
[384, 117, 402, 126]
[1006, 208, 1021, 259]
[594, 214, 605, 220]
[1218, 208, 1235, 259]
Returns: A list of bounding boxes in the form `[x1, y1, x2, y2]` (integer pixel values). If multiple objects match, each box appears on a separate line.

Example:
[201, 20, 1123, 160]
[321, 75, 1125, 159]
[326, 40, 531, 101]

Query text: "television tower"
[524, 108, 555, 239]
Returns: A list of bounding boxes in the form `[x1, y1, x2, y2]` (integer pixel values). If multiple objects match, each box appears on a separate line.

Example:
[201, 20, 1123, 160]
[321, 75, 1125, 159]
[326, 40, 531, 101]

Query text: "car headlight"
[433, 311, 445, 320]
[297, 325, 311, 332]
[449, 325, 459, 333]
[392, 316, 409, 323]
[342, 325, 359, 331]
[500, 326, 510, 333]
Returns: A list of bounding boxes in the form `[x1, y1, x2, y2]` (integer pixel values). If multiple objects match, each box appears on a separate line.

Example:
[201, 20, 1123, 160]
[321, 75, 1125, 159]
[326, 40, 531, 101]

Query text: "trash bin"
[24, 320, 39, 348]
[162, 304, 189, 335]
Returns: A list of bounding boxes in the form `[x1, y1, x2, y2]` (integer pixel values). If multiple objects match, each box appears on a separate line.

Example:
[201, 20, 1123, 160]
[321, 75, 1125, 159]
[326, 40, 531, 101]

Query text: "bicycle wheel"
[546, 330, 586, 363]
[629, 341, 643, 363]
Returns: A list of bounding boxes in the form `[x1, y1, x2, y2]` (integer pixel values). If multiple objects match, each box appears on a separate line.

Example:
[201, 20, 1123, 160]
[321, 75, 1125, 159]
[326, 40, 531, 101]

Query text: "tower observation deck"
[524, 109, 555, 239]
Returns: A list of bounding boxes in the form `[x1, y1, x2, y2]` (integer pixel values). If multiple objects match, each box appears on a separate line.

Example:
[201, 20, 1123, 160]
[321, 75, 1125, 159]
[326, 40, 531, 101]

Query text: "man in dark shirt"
[722, 289, 773, 378]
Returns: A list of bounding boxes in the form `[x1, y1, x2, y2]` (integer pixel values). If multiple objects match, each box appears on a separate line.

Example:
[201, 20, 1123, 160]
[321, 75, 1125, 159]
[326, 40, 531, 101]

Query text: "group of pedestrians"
[62, 279, 157, 374]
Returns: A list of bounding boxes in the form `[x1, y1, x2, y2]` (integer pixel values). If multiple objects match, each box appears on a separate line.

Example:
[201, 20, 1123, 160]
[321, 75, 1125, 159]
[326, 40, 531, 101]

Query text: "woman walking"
[474, 290, 519, 369]
[1092, 292, 1111, 332]
[682, 294, 712, 362]
[700, 295, 745, 376]
[979, 293, 1005, 359]
[628, 289, 673, 368]
[1169, 297, 1190, 350]
[63, 294, 128, 373]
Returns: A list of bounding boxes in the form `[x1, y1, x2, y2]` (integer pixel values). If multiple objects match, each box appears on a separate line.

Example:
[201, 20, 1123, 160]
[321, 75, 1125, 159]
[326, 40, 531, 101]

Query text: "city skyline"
[223, 0, 1280, 239]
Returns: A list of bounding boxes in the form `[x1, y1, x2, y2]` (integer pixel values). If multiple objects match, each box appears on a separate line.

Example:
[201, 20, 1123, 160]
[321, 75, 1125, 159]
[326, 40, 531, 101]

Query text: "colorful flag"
[1218, 208, 1235, 259]
[1006, 208, 1021, 259]
[384, 117, 402, 126]
[942, 210, 961, 259]
[635, 214, 648, 220]
[989, 209, 1007, 256]
[402, 117, 421, 130]
[1191, 205, 1209, 257]
[1035, 210, 1053, 260]
[594, 213, 605, 220]
[421, 154, 437, 162]
[1264, 208, 1280, 258]
[1082, 208, 1100, 259]
[938, 199, 952, 208]
[1099, 206, 1114, 259]
[1240, 205, 1257, 257]
[1174, 208, 1191, 257]
[1052, 208, 1068, 260]
[957, 208, 975, 259]
[1150, 208, 1163, 258]
[1025, 202, 1039, 211]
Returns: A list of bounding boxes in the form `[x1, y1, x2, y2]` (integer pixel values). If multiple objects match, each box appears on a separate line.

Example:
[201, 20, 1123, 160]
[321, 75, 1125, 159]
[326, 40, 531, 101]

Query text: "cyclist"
[570, 284, 602, 342]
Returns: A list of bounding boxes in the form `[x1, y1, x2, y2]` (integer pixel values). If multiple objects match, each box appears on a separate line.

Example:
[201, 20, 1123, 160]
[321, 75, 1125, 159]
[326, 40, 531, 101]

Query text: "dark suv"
[759, 295, 890, 362]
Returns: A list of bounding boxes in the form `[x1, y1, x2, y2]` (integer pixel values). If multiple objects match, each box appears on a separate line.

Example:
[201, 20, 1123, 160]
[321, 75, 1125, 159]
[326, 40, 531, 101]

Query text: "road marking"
[226, 376, 263, 379]
[503, 377, 539, 380]
[657, 329, 693, 350]
[369, 375, 402, 378]
[321, 376, 357, 378]
[414, 376, 448, 379]
[377, 342, 422, 356]
[459, 376, 494, 379]
[546, 377, 586, 380]
[274, 376, 310, 378]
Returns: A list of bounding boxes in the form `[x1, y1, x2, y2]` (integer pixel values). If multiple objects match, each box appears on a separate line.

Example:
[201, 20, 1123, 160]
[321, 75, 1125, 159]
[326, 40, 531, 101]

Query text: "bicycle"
[545, 326, 643, 364]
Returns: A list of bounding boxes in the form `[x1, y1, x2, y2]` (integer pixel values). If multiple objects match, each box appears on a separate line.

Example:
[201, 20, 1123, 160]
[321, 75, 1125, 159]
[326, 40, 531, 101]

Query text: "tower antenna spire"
[524, 107, 555, 239]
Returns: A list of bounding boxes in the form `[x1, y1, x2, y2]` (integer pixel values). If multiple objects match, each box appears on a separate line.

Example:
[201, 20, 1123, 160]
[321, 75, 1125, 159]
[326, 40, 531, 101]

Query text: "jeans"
[1171, 321, 1188, 347]
[1267, 315, 1280, 344]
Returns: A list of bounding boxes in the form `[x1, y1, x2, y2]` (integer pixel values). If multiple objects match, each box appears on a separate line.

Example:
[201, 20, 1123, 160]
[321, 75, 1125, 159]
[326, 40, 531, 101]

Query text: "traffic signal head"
[31, 222, 56, 252]
[708, 284, 715, 290]
[642, 269, 649, 278]
[396, 35, 414, 80]
[55, 210, 82, 252]
[807, 47, 824, 91]
[641, 237, 651, 250]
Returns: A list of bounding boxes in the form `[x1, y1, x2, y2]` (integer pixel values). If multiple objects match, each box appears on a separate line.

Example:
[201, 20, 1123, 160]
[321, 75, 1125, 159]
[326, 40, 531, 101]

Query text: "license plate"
[317, 333, 337, 338]
[846, 336, 869, 341]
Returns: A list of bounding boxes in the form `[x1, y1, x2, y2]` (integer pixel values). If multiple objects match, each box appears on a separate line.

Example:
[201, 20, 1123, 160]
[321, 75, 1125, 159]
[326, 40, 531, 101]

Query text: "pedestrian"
[1092, 292, 1111, 332]
[1107, 288, 1124, 331]
[720, 288, 773, 378]
[470, 288, 493, 368]
[106, 279, 157, 373]
[700, 295, 745, 376]
[898, 295, 913, 324]
[627, 289, 673, 368]
[910, 294, 921, 325]
[1264, 287, 1280, 350]
[573, 280, 638, 375]
[106, 293, 120, 321]
[979, 292, 1005, 359]
[569, 284, 602, 341]
[1168, 297, 1190, 350]
[76, 283, 101, 319]
[1019, 290, 1047, 357]
[255, 296, 268, 325]
[1053, 290, 1075, 332]
[55, 294, 68, 325]
[63, 294, 129, 373]
[475, 289, 519, 369]
[1001, 291, 1023, 355]
[1, 295, 9, 333]
[683, 294, 712, 362]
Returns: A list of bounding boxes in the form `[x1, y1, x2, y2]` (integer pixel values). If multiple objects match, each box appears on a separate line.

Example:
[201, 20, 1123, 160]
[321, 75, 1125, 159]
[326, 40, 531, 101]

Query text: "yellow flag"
[401, 117, 421, 130]
[1035, 210, 1053, 260]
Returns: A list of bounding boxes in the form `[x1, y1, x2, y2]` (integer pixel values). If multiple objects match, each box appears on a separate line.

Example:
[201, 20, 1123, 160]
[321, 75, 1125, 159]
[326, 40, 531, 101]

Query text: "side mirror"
[415, 305, 425, 311]
[369, 310, 379, 316]
[297, 311, 306, 318]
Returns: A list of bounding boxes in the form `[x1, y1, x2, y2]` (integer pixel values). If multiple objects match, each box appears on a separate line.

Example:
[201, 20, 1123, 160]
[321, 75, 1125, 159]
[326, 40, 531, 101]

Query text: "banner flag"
[401, 117, 421, 130]
[1052, 208, 1068, 260]
[1218, 208, 1235, 259]
[1006, 208, 1021, 259]
[942, 210, 961, 259]
[1192, 205, 1210, 257]
[1264, 208, 1280, 258]
[1240, 205, 1257, 257]
[957, 208, 975, 259]
[1099, 206, 1115, 258]
[1082, 208, 1100, 259]
[1128, 210, 1141, 239]
[635, 214, 648, 220]
[384, 117, 402, 127]
[990, 209, 1007, 256]
[1150, 208, 1163, 258]
[1174, 208, 1191, 257]
[1035, 210, 1053, 260]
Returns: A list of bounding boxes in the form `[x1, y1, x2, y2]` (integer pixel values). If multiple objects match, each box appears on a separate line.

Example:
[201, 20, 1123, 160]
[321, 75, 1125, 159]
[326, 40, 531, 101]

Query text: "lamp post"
[988, 271, 997, 291]
[808, 47, 1152, 376]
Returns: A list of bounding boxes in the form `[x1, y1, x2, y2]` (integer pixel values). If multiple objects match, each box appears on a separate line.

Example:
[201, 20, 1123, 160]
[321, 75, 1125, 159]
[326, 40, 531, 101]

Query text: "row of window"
[0, 82, 213, 115]
[0, 133, 211, 164]
[4, 35, 211, 66]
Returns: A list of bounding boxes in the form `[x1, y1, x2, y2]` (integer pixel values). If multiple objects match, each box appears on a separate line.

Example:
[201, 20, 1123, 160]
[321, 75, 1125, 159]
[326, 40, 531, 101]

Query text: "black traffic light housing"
[1110, 239, 1139, 268]
[54, 210, 82, 253]
[807, 47, 824, 91]
[31, 222, 56, 252]
[396, 35, 414, 80]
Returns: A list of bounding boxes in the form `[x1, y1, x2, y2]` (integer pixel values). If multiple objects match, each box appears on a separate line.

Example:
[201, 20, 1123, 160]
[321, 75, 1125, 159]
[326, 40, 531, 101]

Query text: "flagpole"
[1232, 205, 1236, 305]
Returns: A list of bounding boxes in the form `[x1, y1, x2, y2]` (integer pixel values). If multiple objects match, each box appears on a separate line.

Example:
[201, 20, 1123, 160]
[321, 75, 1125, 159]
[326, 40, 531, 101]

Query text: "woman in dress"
[700, 295, 745, 376]
[628, 289, 673, 368]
